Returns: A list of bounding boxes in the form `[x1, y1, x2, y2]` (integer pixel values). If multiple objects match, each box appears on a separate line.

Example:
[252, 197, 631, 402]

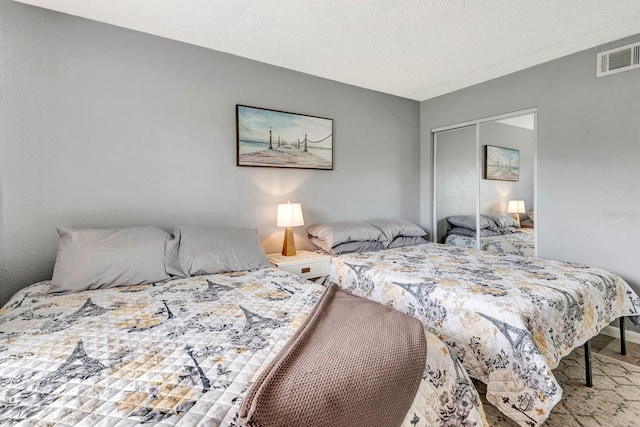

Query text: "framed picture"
[484, 145, 519, 181]
[236, 105, 333, 170]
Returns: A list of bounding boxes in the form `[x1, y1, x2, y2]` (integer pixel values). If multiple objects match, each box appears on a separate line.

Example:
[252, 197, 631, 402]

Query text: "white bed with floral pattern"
[0, 268, 487, 426]
[328, 242, 640, 427]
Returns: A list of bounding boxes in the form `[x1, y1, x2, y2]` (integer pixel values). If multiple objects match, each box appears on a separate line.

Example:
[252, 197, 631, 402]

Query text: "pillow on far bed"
[50, 226, 171, 294]
[166, 226, 270, 277]
[447, 227, 500, 238]
[365, 218, 427, 248]
[388, 235, 428, 248]
[309, 236, 384, 255]
[447, 215, 495, 230]
[306, 221, 383, 248]
[496, 226, 519, 234]
[482, 214, 519, 229]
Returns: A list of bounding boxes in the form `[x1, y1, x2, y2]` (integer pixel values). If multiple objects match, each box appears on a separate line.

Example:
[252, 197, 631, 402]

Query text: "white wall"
[421, 33, 640, 329]
[0, 1, 420, 306]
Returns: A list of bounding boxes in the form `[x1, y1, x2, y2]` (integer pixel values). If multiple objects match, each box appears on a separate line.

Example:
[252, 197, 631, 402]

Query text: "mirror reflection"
[434, 125, 477, 245]
[434, 112, 536, 256]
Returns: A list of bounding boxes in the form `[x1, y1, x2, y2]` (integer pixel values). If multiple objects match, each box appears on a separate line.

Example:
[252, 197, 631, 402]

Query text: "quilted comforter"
[328, 243, 640, 427]
[445, 229, 535, 257]
[0, 268, 487, 426]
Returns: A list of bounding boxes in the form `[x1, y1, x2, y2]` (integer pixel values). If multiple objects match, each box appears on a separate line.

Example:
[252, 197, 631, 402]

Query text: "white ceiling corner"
[11, 0, 640, 101]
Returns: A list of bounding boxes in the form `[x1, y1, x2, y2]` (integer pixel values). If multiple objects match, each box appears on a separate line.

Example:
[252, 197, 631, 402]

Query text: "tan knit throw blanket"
[238, 284, 427, 427]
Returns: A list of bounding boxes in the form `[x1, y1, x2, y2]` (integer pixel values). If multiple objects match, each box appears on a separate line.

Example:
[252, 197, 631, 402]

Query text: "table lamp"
[277, 202, 304, 256]
[507, 200, 526, 226]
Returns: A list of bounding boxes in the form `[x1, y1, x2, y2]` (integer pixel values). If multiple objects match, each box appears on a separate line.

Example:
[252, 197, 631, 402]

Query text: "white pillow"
[166, 226, 270, 277]
[50, 226, 171, 294]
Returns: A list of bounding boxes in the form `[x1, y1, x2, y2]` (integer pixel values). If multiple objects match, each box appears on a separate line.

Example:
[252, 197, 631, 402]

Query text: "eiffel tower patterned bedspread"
[0, 267, 487, 426]
[444, 229, 535, 257]
[328, 243, 640, 427]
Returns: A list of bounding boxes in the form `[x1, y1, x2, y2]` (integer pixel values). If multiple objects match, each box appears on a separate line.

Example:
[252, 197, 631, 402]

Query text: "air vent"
[597, 41, 640, 77]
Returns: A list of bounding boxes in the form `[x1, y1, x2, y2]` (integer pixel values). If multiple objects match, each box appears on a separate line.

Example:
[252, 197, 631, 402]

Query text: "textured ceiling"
[12, 0, 640, 100]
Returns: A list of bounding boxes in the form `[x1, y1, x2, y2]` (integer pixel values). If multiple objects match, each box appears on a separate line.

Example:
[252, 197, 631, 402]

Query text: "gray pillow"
[447, 227, 500, 238]
[306, 221, 383, 248]
[527, 211, 535, 222]
[366, 218, 427, 248]
[482, 214, 519, 228]
[50, 226, 171, 294]
[166, 226, 270, 277]
[309, 236, 384, 255]
[496, 226, 519, 235]
[388, 235, 428, 249]
[446, 215, 494, 230]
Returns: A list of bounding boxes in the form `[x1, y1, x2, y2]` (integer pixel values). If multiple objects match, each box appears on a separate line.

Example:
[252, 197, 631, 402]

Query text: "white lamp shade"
[277, 203, 304, 227]
[507, 200, 526, 214]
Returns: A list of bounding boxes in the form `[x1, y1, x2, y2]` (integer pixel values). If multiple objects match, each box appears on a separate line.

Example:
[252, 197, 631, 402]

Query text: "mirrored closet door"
[434, 125, 477, 245]
[433, 110, 537, 257]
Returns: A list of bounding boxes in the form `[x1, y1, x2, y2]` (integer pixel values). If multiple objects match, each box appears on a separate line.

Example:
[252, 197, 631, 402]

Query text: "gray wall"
[479, 122, 534, 216]
[421, 33, 640, 329]
[0, 1, 420, 306]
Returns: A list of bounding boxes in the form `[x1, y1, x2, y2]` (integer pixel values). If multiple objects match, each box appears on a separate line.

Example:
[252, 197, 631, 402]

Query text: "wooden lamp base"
[281, 227, 297, 256]
[513, 213, 521, 227]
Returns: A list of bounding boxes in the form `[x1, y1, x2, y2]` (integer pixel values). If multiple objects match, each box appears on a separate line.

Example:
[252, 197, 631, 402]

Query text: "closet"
[432, 109, 537, 256]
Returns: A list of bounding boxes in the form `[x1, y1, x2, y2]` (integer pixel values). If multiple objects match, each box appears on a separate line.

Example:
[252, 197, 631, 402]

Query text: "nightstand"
[267, 250, 331, 284]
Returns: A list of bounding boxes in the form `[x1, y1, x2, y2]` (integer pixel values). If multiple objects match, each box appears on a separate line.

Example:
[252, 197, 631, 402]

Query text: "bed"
[443, 214, 535, 256]
[0, 225, 488, 427]
[445, 228, 535, 256]
[313, 220, 640, 427]
[328, 243, 640, 426]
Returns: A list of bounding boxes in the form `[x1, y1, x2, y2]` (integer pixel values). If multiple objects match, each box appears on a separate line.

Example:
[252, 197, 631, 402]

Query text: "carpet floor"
[479, 348, 640, 426]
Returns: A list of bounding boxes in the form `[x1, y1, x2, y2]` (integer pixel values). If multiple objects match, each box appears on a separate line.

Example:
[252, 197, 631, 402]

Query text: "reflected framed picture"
[236, 105, 333, 170]
[484, 145, 519, 181]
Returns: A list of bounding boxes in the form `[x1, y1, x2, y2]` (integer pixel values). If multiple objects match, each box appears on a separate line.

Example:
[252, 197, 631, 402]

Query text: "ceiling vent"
[597, 41, 640, 77]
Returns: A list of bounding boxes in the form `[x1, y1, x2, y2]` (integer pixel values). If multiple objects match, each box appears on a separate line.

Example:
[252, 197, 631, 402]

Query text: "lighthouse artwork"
[236, 105, 333, 170]
[484, 145, 520, 181]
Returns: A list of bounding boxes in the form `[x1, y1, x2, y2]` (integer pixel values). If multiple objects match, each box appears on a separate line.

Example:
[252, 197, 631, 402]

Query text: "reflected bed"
[445, 228, 535, 256]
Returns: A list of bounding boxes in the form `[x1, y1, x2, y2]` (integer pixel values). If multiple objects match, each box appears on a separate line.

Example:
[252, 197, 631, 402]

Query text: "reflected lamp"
[507, 200, 526, 225]
[277, 202, 304, 256]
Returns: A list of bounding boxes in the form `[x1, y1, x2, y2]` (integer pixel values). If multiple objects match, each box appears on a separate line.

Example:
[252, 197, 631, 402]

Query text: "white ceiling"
[12, 0, 640, 101]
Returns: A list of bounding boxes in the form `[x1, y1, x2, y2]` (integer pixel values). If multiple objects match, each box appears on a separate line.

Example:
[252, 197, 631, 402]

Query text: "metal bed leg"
[584, 341, 593, 387]
[620, 317, 627, 356]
